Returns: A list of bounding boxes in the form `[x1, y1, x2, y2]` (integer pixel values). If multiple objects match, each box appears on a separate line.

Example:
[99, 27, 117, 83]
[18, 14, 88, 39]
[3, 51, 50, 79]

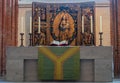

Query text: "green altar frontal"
[38, 47, 80, 81]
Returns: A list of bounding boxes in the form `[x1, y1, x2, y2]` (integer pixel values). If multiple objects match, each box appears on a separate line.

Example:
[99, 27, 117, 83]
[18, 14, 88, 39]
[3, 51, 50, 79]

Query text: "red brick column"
[111, 0, 120, 77]
[0, 0, 18, 76]
[116, 0, 120, 77]
[0, 0, 2, 76]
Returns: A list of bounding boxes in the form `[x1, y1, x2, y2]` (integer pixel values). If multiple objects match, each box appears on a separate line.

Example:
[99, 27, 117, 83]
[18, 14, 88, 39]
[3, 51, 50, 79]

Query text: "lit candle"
[21, 17, 24, 33]
[100, 16, 102, 32]
[82, 16, 84, 33]
[38, 17, 40, 33]
[30, 17, 32, 33]
[91, 15, 93, 33]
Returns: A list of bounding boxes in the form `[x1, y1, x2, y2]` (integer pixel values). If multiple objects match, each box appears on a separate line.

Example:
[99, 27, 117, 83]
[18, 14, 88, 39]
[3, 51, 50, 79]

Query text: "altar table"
[6, 46, 113, 82]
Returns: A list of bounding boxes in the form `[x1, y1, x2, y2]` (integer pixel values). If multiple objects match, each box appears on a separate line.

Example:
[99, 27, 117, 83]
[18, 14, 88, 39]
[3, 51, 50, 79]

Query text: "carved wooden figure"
[32, 2, 95, 46]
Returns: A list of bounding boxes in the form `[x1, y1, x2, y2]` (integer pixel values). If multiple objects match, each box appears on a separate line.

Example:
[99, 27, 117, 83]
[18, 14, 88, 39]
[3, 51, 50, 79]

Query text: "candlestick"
[29, 33, 32, 46]
[21, 17, 24, 33]
[81, 32, 85, 45]
[91, 15, 93, 33]
[100, 16, 102, 32]
[36, 33, 41, 45]
[90, 33, 94, 45]
[30, 17, 32, 33]
[99, 32, 103, 46]
[82, 16, 84, 33]
[38, 17, 40, 33]
[20, 33, 24, 47]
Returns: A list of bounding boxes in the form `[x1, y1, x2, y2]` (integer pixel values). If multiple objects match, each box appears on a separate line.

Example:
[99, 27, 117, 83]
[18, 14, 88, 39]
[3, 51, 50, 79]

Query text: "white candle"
[82, 16, 84, 33]
[100, 16, 102, 32]
[38, 17, 40, 33]
[30, 17, 32, 33]
[91, 15, 93, 33]
[21, 17, 24, 33]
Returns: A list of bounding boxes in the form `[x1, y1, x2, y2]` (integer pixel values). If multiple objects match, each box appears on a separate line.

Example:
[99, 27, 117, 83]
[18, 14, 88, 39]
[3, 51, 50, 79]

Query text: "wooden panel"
[32, 2, 95, 46]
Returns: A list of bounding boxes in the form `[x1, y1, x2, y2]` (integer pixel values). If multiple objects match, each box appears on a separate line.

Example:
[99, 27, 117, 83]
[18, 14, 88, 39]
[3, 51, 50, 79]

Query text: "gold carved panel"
[32, 2, 95, 46]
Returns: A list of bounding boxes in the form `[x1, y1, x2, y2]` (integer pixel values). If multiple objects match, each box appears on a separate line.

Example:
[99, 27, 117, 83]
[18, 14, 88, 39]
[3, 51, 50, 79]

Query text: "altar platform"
[6, 46, 113, 82]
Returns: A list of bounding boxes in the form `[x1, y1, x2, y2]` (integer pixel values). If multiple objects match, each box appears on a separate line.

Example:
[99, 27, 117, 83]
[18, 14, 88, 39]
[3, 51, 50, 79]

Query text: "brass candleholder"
[90, 33, 94, 46]
[20, 33, 24, 47]
[81, 32, 85, 45]
[35, 33, 41, 46]
[99, 32, 103, 46]
[29, 33, 33, 46]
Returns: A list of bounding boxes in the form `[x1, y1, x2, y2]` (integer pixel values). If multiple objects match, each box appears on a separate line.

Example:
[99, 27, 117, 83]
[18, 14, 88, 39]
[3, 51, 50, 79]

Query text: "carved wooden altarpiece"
[32, 2, 95, 46]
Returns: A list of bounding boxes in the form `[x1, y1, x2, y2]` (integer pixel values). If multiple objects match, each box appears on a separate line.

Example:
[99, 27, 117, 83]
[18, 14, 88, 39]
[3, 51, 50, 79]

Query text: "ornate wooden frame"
[32, 2, 95, 46]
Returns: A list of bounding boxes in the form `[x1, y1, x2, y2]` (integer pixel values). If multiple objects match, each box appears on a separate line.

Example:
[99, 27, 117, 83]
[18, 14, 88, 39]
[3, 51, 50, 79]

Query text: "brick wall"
[111, 0, 120, 77]
[0, 0, 18, 76]
[116, 0, 120, 77]
[0, 0, 2, 75]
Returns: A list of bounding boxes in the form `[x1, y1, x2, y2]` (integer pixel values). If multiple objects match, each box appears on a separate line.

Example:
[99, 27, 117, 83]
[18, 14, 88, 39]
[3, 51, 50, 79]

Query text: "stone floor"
[0, 76, 120, 83]
[0, 79, 120, 83]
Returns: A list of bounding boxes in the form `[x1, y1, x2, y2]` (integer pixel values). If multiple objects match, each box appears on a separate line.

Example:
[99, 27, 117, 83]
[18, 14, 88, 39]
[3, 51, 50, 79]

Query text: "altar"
[6, 46, 113, 82]
[5, 1, 113, 82]
[0, 0, 115, 82]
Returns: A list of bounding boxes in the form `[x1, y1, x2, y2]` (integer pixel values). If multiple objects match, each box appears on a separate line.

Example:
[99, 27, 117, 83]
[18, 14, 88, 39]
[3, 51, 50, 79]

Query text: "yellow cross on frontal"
[38, 47, 80, 80]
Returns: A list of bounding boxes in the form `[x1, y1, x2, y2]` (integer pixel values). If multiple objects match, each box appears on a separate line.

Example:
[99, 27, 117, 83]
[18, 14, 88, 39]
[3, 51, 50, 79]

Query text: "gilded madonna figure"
[52, 11, 75, 42]
[59, 13, 70, 41]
